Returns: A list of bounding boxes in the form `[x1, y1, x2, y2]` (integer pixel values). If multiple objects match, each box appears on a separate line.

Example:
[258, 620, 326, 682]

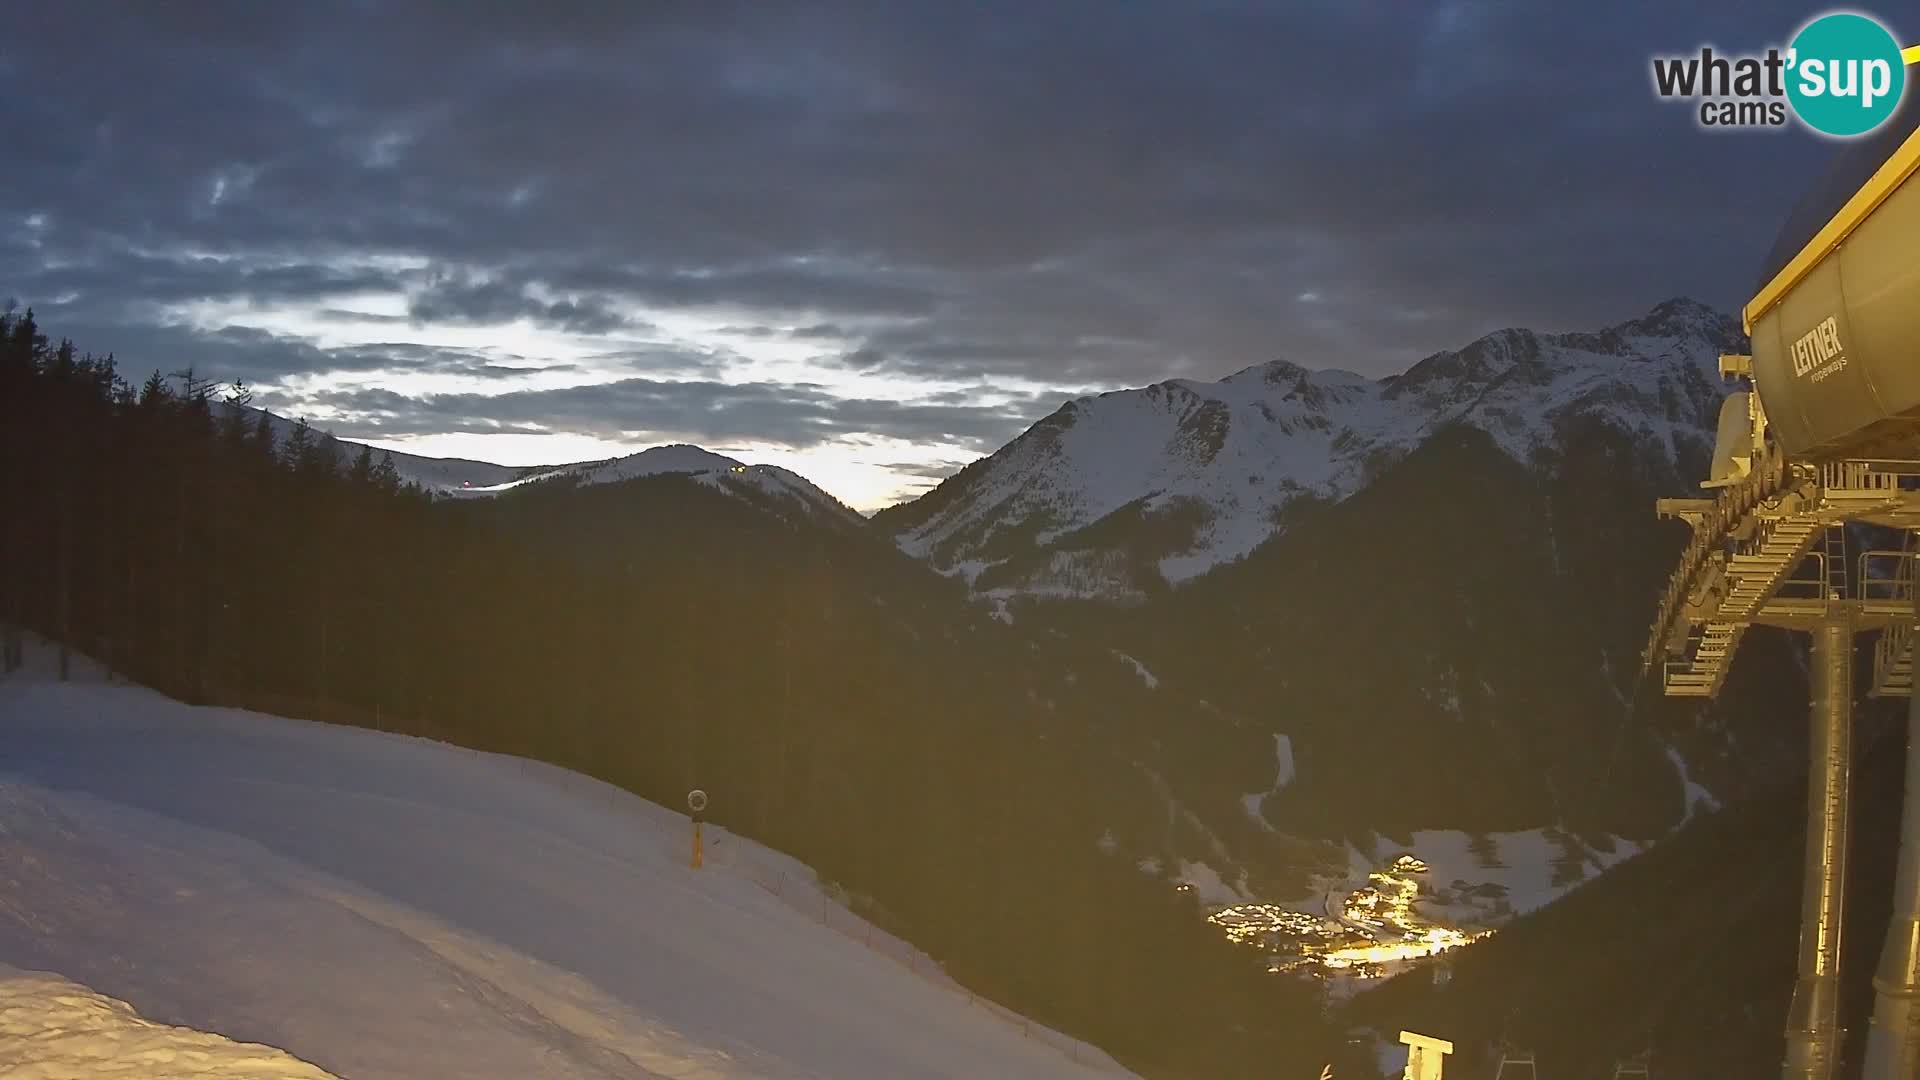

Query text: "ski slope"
[0, 650, 1131, 1079]
[0, 962, 340, 1078]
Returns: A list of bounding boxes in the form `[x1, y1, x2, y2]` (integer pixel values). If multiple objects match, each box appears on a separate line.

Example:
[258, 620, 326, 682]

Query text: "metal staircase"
[1873, 625, 1914, 698]
[1870, 532, 1919, 698]
[1612, 1051, 1652, 1079]
[1492, 1044, 1539, 1080]
[1662, 515, 1824, 697]
[1650, 458, 1920, 698]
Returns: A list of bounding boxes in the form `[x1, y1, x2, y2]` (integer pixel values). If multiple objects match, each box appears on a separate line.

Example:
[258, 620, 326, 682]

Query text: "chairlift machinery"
[1642, 55, 1920, 1080]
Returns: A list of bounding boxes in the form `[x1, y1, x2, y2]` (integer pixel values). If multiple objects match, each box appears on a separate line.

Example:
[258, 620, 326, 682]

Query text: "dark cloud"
[875, 458, 977, 482]
[3, 0, 1839, 423]
[406, 270, 638, 334]
[34, 315, 621, 388]
[269, 377, 1045, 452]
[840, 346, 887, 370]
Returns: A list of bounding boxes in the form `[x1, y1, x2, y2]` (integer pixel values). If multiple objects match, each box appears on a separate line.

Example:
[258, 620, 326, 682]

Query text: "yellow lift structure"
[1643, 59, 1920, 1080]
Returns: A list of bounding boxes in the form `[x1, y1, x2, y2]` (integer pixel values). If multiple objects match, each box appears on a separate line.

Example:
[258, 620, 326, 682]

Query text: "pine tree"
[349, 445, 376, 487]
[281, 418, 313, 472]
[373, 451, 402, 493]
[313, 434, 345, 480]
[138, 369, 172, 409]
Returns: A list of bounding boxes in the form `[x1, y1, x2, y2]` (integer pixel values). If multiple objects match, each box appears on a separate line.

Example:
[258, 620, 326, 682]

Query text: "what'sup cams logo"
[1651, 11, 1914, 137]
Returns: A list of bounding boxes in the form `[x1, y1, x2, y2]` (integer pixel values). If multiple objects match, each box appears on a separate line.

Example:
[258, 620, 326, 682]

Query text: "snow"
[451, 443, 741, 493]
[1238, 734, 1295, 831]
[1239, 793, 1271, 829]
[462, 449, 862, 525]
[1667, 746, 1720, 822]
[0, 963, 340, 1079]
[1371, 829, 1642, 917]
[219, 404, 530, 494]
[235, 405, 859, 524]
[1270, 734, 1295, 789]
[1174, 861, 1254, 907]
[1109, 651, 1159, 689]
[890, 299, 1732, 598]
[1373, 1034, 1410, 1079]
[0, 660, 1130, 1079]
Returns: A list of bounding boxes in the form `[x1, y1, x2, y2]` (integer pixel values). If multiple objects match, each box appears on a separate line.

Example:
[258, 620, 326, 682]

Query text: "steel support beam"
[1785, 614, 1855, 1080]
[1865, 570, 1920, 1078]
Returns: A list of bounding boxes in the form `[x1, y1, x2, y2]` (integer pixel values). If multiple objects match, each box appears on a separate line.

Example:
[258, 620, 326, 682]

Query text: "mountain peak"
[884, 301, 1734, 600]
[612, 443, 744, 473]
[1613, 296, 1738, 342]
[1221, 357, 1311, 385]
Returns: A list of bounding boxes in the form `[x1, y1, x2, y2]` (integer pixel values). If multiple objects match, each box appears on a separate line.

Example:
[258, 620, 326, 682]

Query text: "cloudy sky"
[3, 2, 1852, 508]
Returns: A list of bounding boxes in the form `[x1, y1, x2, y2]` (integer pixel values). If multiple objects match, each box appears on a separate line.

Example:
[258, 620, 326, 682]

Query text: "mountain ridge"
[228, 404, 862, 526]
[874, 297, 1740, 600]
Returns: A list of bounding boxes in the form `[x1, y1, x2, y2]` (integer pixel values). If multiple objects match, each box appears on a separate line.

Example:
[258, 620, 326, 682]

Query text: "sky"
[1, 2, 1858, 509]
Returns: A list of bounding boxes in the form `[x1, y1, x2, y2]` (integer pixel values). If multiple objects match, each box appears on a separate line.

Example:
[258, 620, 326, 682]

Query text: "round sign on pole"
[687, 789, 708, 815]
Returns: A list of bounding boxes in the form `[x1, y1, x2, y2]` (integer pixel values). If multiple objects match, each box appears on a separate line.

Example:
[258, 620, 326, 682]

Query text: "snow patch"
[1110, 651, 1160, 689]
[1175, 861, 1255, 907]
[1374, 829, 1642, 916]
[1667, 746, 1720, 822]
[1239, 792, 1271, 830]
[1238, 734, 1295, 831]
[0, 963, 340, 1078]
[1270, 734, 1295, 789]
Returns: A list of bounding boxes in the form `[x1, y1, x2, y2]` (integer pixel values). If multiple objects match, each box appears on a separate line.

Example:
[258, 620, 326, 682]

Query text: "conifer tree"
[281, 418, 314, 472]
[138, 369, 171, 408]
[349, 445, 376, 487]
[373, 451, 402, 493]
[251, 411, 276, 457]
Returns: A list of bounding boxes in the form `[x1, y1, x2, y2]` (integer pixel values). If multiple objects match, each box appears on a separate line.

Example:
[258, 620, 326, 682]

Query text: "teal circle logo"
[1786, 13, 1907, 137]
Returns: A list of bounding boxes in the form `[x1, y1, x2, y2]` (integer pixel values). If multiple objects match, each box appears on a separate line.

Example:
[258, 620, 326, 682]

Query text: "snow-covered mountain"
[230, 403, 861, 526]
[452, 444, 866, 526]
[0, 644, 1129, 1079]
[878, 298, 1739, 600]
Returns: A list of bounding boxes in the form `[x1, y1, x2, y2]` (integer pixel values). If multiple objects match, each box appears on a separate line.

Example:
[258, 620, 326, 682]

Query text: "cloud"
[267, 377, 1051, 452]
[4, 0, 1835, 478]
[406, 269, 637, 334]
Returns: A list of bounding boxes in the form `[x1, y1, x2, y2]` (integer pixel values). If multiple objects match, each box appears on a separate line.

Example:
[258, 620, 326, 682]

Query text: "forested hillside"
[0, 309, 1370, 1079]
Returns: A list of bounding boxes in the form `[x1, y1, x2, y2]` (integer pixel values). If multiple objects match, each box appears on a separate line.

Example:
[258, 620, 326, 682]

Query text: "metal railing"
[1643, 451, 1793, 674]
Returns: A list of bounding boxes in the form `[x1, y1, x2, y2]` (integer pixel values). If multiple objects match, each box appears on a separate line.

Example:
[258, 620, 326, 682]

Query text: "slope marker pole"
[687, 789, 708, 869]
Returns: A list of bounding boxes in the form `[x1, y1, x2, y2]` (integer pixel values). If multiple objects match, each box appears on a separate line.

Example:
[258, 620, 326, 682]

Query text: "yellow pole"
[692, 821, 704, 869]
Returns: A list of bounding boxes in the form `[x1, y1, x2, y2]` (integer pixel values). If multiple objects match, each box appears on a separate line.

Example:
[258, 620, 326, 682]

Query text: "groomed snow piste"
[0, 962, 340, 1079]
[0, 647, 1130, 1079]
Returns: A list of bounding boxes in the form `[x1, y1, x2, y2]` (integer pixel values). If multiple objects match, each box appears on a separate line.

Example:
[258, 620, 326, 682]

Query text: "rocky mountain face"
[875, 298, 1741, 603]
[865, 297, 1817, 913]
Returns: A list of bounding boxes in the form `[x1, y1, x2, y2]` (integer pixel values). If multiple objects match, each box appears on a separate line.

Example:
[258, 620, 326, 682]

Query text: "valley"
[0, 295, 1841, 1077]
[7, 8, 1892, 1075]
